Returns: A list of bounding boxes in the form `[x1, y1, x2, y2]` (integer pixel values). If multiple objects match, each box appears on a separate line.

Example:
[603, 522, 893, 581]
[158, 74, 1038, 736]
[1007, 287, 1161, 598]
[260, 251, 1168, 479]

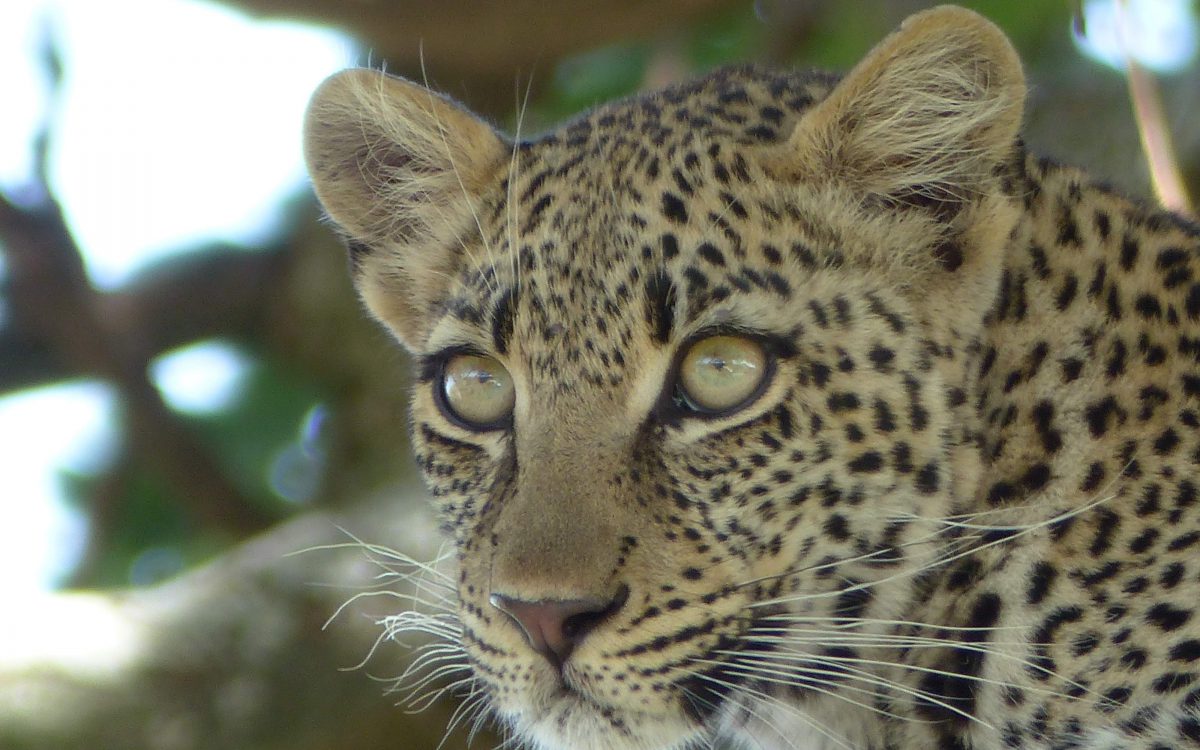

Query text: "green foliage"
[538, 43, 653, 125]
[61, 345, 324, 588]
[189, 349, 325, 510]
[685, 5, 765, 68]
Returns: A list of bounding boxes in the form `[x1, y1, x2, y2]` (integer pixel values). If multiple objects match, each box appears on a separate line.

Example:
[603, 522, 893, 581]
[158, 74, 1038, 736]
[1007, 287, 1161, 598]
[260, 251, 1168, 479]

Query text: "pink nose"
[489, 587, 628, 666]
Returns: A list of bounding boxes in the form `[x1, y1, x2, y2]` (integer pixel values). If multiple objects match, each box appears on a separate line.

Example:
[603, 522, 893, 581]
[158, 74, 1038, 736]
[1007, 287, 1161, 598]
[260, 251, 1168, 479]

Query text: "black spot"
[1085, 396, 1125, 437]
[947, 558, 982, 590]
[1184, 374, 1200, 397]
[1026, 562, 1057, 605]
[1054, 275, 1079, 311]
[869, 345, 895, 372]
[1129, 527, 1159, 554]
[827, 392, 860, 412]
[1057, 203, 1081, 246]
[1138, 483, 1163, 516]
[986, 481, 1018, 506]
[1106, 339, 1128, 379]
[915, 463, 940, 494]
[490, 287, 517, 355]
[1022, 463, 1051, 492]
[1072, 632, 1101, 656]
[834, 586, 871, 620]
[1134, 293, 1163, 320]
[1154, 428, 1181, 456]
[848, 452, 884, 473]
[809, 300, 829, 328]
[1177, 480, 1198, 509]
[832, 296, 852, 325]
[662, 233, 680, 259]
[1188, 284, 1200, 320]
[792, 243, 818, 270]
[1089, 509, 1121, 555]
[682, 266, 708, 292]
[1153, 672, 1196, 694]
[934, 241, 964, 271]
[1120, 236, 1140, 270]
[1173, 641, 1200, 663]
[766, 272, 791, 297]
[1060, 357, 1084, 382]
[1161, 562, 1186, 587]
[1182, 717, 1200, 742]
[696, 242, 726, 267]
[1080, 462, 1106, 493]
[522, 194, 554, 232]
[671, 167, 694, 196]
[1168, 531, 1200, 552]
[1028, 245, 1050, 278]
[1031, 401, 1063, 453]
[1104, 686, 1132, 709]
[1147, 603, 1192, 631]
[824, 513, 850, 541]
[1121, 648, 1148, 670]
[662, 192, 688, 224]
[643, 270, 677, 345]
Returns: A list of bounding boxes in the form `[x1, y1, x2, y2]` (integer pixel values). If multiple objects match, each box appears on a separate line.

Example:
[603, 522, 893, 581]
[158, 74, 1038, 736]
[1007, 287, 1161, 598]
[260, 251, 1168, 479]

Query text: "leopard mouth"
[675, 614, 790, 725]
[515, 683, 705, 750]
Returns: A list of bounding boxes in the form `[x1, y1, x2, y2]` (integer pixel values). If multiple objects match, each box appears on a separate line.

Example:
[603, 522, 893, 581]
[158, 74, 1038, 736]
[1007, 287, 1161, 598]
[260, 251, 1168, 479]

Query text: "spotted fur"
[304, 6, 1200, 749]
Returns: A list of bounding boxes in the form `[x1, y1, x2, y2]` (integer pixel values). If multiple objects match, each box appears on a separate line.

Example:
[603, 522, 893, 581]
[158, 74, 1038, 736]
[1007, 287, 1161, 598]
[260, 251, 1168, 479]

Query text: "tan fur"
[303, 69, 509, 348]
[306, 6, 1200, 750]
[780, 7, 1023, 204]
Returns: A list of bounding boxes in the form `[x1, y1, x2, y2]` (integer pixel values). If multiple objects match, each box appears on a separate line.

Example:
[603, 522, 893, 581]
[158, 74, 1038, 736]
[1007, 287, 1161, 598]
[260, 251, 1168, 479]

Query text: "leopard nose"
[489, 585, 629, 666]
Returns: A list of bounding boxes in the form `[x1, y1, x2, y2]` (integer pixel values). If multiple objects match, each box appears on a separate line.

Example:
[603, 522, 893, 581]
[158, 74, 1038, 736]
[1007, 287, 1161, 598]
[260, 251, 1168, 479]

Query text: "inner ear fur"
[774, 6, 1026, 213]
[303, 69, 509, 349]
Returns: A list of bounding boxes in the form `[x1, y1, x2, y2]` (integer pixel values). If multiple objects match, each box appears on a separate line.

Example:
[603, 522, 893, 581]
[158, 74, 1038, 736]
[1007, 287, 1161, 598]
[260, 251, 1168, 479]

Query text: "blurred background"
[0, 1, 1196, 748]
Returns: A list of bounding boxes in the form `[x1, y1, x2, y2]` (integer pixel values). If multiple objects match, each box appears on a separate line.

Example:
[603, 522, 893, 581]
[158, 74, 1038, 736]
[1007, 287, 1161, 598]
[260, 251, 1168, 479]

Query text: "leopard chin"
[508, 695, 703, 750]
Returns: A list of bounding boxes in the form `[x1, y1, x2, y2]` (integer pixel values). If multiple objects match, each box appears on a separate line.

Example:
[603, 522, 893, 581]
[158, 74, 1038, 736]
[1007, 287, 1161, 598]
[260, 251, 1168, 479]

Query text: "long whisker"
[692, 672, 853, 750]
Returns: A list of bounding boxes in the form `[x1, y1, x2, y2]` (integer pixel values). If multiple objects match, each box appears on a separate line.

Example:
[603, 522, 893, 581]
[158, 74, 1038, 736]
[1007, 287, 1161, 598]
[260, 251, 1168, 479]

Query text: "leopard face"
[305, 6, 1200, 750]
[398, 89, 995, 747]
[303, 7, 1023, 748]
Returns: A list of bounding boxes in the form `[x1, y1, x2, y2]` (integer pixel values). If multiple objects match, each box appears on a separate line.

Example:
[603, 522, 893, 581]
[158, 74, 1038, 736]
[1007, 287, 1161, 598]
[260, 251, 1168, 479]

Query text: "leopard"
[302, 6, 1200, 749]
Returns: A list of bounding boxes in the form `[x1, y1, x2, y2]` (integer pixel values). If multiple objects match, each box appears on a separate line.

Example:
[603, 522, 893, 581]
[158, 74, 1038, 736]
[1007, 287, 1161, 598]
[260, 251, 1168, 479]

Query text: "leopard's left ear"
[772, 5, 1025, 214]
[303, 69, 509, 350]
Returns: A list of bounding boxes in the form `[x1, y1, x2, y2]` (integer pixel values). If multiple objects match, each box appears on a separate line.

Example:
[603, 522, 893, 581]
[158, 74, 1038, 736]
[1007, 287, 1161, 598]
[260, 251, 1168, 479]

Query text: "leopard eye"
[677, 335, 768, 414]
[439, 353, 515, 429]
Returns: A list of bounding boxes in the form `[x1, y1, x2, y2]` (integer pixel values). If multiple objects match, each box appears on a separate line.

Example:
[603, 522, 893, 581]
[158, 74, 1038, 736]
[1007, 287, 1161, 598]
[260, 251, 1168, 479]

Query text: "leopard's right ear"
[303, 69, 509, 350]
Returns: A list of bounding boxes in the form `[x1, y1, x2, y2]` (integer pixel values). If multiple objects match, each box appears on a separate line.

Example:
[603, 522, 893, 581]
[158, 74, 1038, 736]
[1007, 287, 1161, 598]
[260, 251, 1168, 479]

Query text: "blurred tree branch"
[0, 242, 285, 393]
[0, 192, 274, 535]
[0, 499, 493, 750]
[215, 0, 742, 116]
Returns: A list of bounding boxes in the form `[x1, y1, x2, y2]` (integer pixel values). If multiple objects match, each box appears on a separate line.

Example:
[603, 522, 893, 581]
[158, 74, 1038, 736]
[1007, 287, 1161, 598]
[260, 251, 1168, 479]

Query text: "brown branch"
[0, 244, 287, 393]
[1114, 0, 1194, 217]
[0, 193, 274, 535]
[0, 498, 495, 750]
[213, 0, 742, 117]
[1124, 59, 1194, 216]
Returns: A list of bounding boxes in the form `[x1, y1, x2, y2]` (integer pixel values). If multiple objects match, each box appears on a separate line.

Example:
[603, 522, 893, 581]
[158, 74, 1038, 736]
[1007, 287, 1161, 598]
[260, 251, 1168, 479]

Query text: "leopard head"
[304, 7, 1025, 748]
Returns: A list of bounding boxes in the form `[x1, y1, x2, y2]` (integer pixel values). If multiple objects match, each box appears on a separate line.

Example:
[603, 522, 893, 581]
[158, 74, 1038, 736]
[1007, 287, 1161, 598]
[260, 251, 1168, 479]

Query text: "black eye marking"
[644, 269, 677, 345]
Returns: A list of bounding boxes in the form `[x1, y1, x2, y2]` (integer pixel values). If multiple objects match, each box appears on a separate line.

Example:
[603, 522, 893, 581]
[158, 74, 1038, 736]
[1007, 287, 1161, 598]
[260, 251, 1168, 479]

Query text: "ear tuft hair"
[775, 5, 1025, 211]
[303, 69, 509, 349]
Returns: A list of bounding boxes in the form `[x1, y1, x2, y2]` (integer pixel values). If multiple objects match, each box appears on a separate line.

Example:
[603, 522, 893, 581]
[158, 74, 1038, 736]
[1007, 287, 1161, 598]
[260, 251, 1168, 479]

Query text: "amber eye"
[439, 354, 515, 429]
[677, 335, 769, 414]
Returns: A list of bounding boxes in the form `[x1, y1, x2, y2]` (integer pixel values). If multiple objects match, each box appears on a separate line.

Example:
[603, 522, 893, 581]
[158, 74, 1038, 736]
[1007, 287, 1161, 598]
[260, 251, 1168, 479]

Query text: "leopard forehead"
[423, 68, 842, 377]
